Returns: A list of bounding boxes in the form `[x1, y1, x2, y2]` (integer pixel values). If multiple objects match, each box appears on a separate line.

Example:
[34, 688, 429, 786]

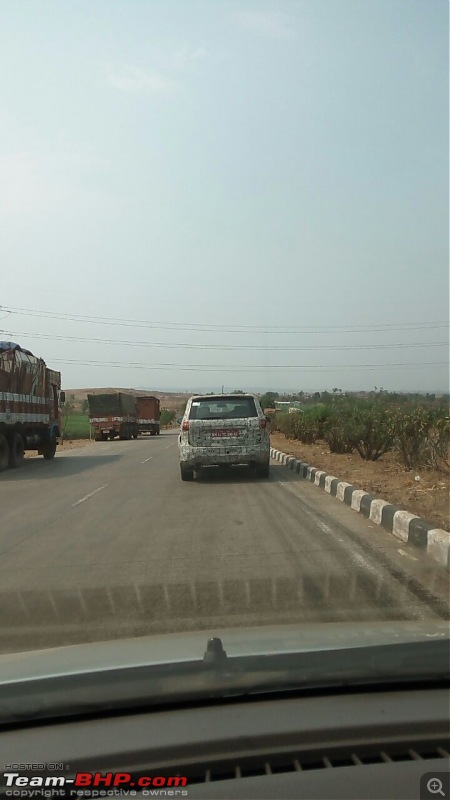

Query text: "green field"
[64, 413, 91, 439]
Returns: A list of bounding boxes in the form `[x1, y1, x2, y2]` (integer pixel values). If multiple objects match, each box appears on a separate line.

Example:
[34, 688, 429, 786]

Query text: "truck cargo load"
[87, 392, 138, 441]
[136, 396, 160, 436]
[0, 342, 63, 471]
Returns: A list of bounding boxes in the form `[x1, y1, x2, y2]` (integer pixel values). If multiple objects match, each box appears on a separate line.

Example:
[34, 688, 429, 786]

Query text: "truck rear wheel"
[0, 434, 9, 472]
[119, 423, 129, 440]
[42, 434, 57, 460]
[8, 433, 25, 468]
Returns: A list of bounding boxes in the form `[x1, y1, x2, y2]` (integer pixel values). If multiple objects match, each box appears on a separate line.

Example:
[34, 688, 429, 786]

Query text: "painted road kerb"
[270, 447, 450, 571]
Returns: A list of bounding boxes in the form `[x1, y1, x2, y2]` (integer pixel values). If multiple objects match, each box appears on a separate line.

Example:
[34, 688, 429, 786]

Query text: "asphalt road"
[0, 431, 448, 652]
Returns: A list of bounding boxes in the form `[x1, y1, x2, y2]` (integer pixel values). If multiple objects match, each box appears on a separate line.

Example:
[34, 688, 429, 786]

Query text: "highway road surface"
[0, 431, 448, 652]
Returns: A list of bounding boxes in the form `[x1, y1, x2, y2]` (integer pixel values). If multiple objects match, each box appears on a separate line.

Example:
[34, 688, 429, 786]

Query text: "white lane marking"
[72, 485, 108, 507]
[398, 548, 418, 561]
[141, 457, 153, 464]
[316, 519, 345, 543]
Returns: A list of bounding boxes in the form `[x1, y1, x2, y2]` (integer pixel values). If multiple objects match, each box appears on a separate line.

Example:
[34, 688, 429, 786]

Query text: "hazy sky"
[1, 0, 448, 392]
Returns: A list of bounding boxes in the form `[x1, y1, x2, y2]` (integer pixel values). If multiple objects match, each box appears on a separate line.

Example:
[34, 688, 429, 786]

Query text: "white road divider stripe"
[141, 457, 153, 464]
[72, 485, 108, 507]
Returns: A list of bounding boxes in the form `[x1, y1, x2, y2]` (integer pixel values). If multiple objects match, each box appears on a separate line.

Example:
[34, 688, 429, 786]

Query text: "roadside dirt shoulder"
[58, 439, 96, 452]
[25, 439, 96, 458]
[270, 432, 449, 532]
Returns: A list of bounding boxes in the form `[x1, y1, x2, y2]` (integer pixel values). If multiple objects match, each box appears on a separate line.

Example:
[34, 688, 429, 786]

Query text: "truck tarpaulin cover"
[87, 392, 137, 416]
[136, 396, 160, 418]
[0, 342, 46, 396]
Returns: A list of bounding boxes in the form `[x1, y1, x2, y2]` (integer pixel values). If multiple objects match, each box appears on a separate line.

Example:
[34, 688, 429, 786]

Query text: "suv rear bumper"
[179, 447, 270, 469]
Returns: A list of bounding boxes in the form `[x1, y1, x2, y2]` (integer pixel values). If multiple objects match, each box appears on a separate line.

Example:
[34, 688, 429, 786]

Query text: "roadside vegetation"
[271, 392, 449, 472]
[63, 412, 91, 439]
[270, 391, 449, 530]
[60, 396, 91, 440]
[160, 408, 176, 427]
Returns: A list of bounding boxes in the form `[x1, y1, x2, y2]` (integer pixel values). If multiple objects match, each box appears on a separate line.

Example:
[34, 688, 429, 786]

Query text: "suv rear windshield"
[189, 396, 258, 420]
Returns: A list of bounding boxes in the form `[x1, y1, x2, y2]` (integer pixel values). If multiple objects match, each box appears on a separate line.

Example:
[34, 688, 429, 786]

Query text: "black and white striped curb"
[270, 447, 450, 570]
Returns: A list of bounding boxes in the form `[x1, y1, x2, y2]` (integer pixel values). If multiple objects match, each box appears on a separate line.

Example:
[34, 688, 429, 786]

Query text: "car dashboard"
[1, 684, 449, 799]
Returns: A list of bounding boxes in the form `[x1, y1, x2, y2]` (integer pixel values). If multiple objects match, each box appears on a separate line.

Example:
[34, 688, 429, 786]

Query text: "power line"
[2, 306, 448, 335]
[3, 330, 448, 352]
[48, 358, 449, 373]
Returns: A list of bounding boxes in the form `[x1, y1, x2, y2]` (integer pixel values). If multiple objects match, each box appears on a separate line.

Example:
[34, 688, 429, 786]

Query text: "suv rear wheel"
[180, 465, 194, 482]
[255, 462, 270, 478]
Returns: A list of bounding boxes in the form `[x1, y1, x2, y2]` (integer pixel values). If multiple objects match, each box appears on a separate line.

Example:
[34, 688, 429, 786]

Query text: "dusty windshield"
[0, 0, 448, 660]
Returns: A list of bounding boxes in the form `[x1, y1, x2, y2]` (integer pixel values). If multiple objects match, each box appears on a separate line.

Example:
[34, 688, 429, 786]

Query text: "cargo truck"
[0, 341, 63, 471]
[87, 392, 138, 441]
[136, 395, 160, 436]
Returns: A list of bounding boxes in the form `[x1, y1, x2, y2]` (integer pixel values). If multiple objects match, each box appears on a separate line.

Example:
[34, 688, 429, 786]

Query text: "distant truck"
[87, 392, 138, 441]
[0, 341, 63, 471]
[136, 395, 160, 436]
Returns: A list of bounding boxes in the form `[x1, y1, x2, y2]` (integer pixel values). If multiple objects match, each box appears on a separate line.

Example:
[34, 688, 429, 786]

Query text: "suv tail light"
[259, 419, 267, 429]
[182, 420, 190, 431]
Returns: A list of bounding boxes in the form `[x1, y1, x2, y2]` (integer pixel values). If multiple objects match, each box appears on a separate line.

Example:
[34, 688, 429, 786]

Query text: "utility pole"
[221, 385, 224, 394]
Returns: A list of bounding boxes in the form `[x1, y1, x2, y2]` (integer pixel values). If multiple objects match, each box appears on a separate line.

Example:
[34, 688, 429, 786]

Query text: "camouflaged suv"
[178, 394, 270, 481]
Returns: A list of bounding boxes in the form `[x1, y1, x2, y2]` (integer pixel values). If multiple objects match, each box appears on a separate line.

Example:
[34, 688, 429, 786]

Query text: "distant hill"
[64, 388, 190, 411]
